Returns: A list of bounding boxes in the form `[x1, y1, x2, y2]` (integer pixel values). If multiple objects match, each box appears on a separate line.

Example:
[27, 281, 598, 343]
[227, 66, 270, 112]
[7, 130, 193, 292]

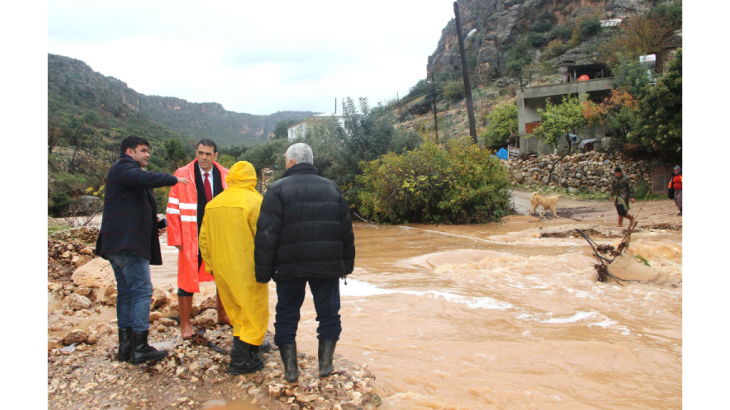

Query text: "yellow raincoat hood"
[225, 161, 257, 190]
[199, 161, 268, 344]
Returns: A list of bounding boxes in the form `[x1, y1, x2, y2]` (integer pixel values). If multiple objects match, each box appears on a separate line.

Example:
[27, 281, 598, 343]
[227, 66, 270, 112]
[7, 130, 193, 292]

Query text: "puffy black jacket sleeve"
[254, 187, 284, 283]
[339, 188, 356, 275]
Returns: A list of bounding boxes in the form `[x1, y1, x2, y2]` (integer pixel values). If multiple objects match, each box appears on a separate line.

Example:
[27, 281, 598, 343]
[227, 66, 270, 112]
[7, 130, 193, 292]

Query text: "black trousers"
[274, 277, 341, 346]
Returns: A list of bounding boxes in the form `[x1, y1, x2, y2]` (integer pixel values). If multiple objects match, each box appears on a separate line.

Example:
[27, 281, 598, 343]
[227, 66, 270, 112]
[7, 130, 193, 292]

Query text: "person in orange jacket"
[166, 139, 231, 339]
[669, 165, 682, 216]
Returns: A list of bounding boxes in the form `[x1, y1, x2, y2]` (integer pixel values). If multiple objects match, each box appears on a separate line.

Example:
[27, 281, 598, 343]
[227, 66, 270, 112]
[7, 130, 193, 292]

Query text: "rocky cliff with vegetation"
[427, 0, 646, 78]
[49, 54, 316, 147]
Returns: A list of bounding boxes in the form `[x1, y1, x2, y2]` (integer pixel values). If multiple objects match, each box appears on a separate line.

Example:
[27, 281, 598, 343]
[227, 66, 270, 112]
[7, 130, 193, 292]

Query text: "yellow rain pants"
[198, 161, 269, 345]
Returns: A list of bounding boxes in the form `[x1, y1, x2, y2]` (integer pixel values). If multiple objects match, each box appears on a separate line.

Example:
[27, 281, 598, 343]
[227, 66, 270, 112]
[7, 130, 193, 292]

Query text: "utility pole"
[431, 71, 438, 144]
[454, 1, 478, 145]
[335, 98, 337, 114]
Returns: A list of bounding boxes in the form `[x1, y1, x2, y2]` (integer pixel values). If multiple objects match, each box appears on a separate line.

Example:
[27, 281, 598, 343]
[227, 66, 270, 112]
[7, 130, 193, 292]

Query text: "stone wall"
[505, 152, 651, 193]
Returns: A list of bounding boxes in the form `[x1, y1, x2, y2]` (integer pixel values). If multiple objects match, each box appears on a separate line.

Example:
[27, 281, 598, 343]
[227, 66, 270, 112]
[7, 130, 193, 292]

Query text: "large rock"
[192, 309, 217, 328]
[100, 282, 118, 306]
[68, 293, 93, 310]
[150, 287, 169, 310]
[72, 258, 114, 288]
[62, 329, 88, 345]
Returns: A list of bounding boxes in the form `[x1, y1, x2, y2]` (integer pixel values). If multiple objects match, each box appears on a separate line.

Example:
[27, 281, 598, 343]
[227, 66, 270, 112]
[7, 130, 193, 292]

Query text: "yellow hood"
[225, 161, 258, 189]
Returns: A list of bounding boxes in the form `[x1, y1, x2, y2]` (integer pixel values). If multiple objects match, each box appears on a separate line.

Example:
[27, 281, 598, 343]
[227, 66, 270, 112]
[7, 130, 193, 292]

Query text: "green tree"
[163, 138, 192, 171]
[238, 139, 289, 175]
[480, 102, 518, 148]
[610, 52, 652, 98]
[630, 49, 682, 155]
[532, 94, 587, 149]
[216, 154, 237, 169]
[273, 119, 298, 140]
[443, 80, 465, 103]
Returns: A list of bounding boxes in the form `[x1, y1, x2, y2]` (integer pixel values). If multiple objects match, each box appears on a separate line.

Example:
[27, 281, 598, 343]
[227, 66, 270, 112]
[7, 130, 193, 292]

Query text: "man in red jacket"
[166, 139, 231, 339]
[669, 165, 682, 216]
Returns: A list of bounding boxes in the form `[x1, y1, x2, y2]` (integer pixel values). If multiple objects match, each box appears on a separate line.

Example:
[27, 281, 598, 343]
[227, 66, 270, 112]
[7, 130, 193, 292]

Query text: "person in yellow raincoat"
[198, 161, 271, 374]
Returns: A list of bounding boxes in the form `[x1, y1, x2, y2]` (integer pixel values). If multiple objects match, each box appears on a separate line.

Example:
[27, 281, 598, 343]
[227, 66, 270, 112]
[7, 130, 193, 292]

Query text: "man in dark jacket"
[96, 135, 190, 365]
[254, 143, 355, 386]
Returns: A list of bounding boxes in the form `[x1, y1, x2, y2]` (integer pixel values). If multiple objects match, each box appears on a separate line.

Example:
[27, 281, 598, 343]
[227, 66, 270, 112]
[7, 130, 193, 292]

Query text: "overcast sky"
[48, 0, 457, 116]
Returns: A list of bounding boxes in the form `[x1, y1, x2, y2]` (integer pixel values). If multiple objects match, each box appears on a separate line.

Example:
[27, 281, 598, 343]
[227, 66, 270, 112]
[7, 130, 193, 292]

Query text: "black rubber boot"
[228, 337, 263, 375]
[278, 344, 299, 386]
[117, 327, 132, 362]
[259, 340, 272, 355]
[318, 339, 337, 379]
[130, 330, 168, 365]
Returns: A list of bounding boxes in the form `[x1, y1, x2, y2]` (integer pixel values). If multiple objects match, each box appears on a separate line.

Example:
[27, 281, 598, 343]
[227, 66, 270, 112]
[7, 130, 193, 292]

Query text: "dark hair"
[614, 167, 623, 174]
[197, 139, 218, 153]
[120, 135, 150, 155]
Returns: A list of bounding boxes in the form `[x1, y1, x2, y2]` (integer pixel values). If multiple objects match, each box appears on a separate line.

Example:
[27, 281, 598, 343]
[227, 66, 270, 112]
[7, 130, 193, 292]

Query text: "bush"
[578, 16, 602, 38]
[530, 19, 555, 33]
[527, 32, 546, 48]
[49, 191, 74, 217]
[544, 39, 569, 58]
[356, 138, 511, 224]
[443, 80, 465, 103]
[549, 24, 573, 41]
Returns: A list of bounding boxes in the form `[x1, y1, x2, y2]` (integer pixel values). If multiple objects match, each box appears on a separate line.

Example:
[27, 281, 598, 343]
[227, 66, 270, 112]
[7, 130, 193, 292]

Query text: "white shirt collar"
[199, 163, 214, 177]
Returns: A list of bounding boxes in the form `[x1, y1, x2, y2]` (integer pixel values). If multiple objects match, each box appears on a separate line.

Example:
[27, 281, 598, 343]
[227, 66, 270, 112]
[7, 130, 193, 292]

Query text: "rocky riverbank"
[47, 227, 381, 410]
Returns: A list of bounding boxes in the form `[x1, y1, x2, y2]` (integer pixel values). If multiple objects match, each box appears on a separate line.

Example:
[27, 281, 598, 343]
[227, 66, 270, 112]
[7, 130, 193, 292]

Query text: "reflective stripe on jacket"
[167, 160, 229, 293]
[669, 175, 682, 191]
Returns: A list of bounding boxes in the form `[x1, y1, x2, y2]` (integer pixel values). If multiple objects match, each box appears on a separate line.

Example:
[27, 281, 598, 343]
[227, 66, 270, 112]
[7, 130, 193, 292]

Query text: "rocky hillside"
[427, 0, 645, 77]
[49, 54, 316, 146]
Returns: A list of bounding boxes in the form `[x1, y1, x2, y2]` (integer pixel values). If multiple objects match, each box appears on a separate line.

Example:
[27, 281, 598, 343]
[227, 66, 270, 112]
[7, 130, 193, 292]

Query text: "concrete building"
[287, 113, 345, 140]
[516, 71, 613, 155]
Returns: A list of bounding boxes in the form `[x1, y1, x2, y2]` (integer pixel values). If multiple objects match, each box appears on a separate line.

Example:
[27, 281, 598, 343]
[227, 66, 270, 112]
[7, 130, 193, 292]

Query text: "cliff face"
[48, 54, 316, 146]
[426, 0, 646, 77]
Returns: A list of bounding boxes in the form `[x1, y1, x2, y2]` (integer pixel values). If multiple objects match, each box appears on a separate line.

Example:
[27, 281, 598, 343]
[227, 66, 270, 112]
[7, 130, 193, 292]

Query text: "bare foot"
[181, 320, 192, 340]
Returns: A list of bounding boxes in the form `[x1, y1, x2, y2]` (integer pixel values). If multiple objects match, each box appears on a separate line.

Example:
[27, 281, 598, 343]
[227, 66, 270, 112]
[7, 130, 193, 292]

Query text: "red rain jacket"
[669, 174, 682, 191]
[166, 160, 228, 293]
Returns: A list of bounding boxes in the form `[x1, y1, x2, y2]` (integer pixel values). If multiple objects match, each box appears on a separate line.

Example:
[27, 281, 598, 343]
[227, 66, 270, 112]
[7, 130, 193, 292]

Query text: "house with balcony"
[516, 64, 613, 155]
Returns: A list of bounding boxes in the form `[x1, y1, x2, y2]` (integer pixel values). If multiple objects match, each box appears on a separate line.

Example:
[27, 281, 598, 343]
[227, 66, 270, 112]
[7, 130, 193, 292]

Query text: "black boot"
[679, 207, 682, 216]
[259, 340, 272, 355]
[318, 339, 337, 379]
[117, 327, 132, 362]
[278, 344, 299, 386]
[130, 330, 168, 365]
[228, 337, 263, 375]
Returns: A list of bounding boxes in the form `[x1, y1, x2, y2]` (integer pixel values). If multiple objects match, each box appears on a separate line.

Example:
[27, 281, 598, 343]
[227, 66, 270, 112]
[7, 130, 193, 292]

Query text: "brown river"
[149, 216, 682, 410]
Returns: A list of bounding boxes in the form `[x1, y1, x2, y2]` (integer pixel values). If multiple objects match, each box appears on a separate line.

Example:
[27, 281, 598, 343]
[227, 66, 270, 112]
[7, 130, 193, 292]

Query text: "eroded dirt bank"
[48, 193, 682, 409]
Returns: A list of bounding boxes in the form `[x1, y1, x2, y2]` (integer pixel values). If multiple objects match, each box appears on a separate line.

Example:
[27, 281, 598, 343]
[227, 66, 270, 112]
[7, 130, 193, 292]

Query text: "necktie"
[203, 172, 212, 203]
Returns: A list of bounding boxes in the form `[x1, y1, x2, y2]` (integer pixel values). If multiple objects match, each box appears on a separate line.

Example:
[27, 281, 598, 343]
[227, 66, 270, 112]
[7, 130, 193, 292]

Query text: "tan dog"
[530, 192, 559, 218]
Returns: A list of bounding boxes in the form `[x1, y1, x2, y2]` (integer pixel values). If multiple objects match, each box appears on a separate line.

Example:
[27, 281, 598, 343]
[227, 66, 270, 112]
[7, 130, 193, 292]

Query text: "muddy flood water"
[149, 218, 682, 410]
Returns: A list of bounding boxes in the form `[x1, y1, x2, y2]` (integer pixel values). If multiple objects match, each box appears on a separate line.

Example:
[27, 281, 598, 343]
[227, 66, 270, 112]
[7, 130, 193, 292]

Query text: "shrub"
[49, 191, 74, 217]
[578, 16, 602, 38]
[544, 39, 569, 58]
[356, 138, 512, 224]
[527, 32, 546, 48]
[443, 80, 465, 103]
[549, 24, 573, 41]
[480, 102, 518, 149]
[530, 19, 555, 33]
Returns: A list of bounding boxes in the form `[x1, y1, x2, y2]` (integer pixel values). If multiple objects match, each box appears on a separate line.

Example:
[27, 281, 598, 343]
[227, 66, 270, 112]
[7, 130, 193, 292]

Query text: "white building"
[287, 113, 346, 140]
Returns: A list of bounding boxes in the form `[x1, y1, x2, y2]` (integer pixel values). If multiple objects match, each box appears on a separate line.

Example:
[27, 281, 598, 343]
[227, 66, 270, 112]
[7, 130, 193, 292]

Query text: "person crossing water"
[609, 166, 636, 227]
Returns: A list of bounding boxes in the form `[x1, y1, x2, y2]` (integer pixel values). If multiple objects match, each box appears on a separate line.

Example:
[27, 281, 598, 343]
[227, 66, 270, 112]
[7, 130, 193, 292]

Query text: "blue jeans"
[107, 249, 153, 332]
[274, 277, 341, 346]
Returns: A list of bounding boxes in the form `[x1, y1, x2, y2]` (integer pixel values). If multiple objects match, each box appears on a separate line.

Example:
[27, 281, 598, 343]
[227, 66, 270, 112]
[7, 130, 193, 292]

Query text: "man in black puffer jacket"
[254, 143, 355, 386]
